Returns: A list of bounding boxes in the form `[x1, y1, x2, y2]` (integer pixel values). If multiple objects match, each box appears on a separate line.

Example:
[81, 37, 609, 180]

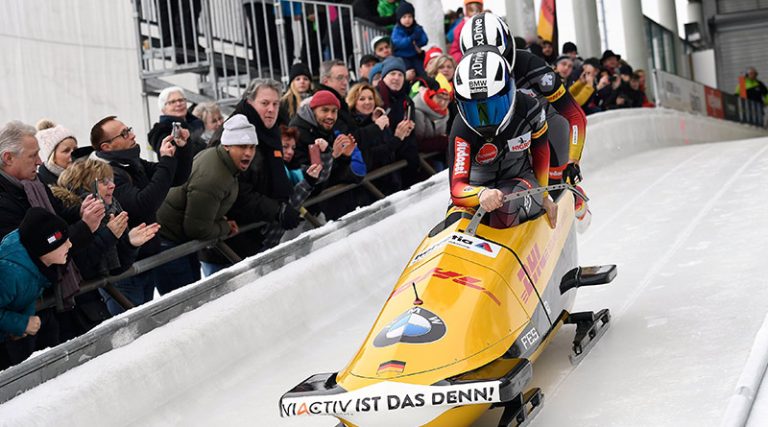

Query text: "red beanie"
[310, 90, 340, 110]
[423, 46, 443, 69]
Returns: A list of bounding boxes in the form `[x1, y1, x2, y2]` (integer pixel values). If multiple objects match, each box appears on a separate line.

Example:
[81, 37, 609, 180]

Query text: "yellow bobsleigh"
[280, 186, 615, 426]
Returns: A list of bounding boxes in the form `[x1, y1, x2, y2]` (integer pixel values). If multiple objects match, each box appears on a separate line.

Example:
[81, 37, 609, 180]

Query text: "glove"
[278, 203, 302, 230]
[563, 162, 582, 185]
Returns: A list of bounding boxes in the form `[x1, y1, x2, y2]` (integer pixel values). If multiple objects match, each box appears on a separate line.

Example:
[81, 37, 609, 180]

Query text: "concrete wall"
[0, 0, 147, 152]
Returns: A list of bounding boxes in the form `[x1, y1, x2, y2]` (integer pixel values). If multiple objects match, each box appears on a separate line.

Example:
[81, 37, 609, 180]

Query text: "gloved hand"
[563, 162, 582, 184]
[278, 203, 302, 230]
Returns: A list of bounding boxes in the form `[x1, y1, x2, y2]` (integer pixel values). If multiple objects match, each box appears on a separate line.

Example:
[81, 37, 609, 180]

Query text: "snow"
[3, 135, 768, 426]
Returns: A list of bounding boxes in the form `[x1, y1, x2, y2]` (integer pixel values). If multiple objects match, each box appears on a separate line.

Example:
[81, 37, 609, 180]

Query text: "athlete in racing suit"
[448, 48, 557, 228]
[459, 12, 587, 185]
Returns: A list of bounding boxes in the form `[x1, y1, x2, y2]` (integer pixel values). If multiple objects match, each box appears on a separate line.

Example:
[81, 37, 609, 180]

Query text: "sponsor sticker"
[447, 233, 502, 258]
[507, 132, 532, 151]
[453, 138, 470, 178]
[409, 235, 451, 266]
[280, 380, 501, 417]
[475, 143, 498, 164]
[539, 72, 554, 90]
[373, 307, 446, 347]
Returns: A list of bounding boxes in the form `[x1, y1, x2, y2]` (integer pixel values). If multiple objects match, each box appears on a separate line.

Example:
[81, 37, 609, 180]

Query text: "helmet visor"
[458, 89, 516, 132]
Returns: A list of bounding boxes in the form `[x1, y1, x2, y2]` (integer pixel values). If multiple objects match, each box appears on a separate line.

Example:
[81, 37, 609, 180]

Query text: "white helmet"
[459, 12, 516, 68]
[454, 49, 517, 138]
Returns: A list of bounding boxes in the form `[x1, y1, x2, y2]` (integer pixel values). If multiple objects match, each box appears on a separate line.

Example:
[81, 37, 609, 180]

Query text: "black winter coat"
[92, 144, 192, 258]
[148, 114, 207, 159]
[0, 172, 92, 251]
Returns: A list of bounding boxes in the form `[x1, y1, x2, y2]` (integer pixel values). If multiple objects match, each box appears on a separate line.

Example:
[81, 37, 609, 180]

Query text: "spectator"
[423, 46, 443, 73]
[34, 122, 78, 187]
[357, 54, 380, 83]
[274, 125, 332, 242]
[369, 61, 385, 87]
[157, 114, 257, 282]
[347, 82, 395, 171]
[376, 57, 420, 189]
[562, 41, 583, 81]
[391, 1, 428, 76]
[317, 59, 389, 170]
[51, 160, 159, 337]
[569, 58, 600, 114]
[426, 54, 456, 88]
[289, 90, 367, 219]
[0, 121, 102, 312]
[90, 115, 192, 313]
[538, 40, 557, 65]
[449, 0, 484, 62]
[148, 87, 206, 158]
[412, 85, 451, 167]
[192, 102, 225, 146]
[736, 67, 768, 105]
[554, 55, 575, 88]
[353, 0, 398, 29]
[634, 69, 655, 107]
[600, 49, 621, 75]
[371, 35, 393, 61]
[280, 125, 330, 187]
[202, 79, 297, 267]
[0, 208, 71, 364]
[280, 63, 314, 124]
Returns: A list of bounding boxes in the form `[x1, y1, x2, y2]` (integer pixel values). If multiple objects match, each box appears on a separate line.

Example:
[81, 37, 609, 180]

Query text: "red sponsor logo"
[517, 243, 551, 303]
[475, 143, 498, 164]
[392, 267, 500, 305]
[454, 138, 470, 178]
[509, 140, 531, 151]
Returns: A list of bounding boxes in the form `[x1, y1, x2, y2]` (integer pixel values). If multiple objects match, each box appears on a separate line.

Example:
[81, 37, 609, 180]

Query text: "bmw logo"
[373, 307, 447, 347]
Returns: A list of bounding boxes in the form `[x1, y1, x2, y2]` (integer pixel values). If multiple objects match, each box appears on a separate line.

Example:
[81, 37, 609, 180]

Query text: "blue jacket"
[0, 230, 52, 339]
[391, 23, 428, 59]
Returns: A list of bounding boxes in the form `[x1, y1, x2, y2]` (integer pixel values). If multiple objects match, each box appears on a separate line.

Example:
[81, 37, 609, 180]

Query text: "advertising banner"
[704, 86, 724, 119]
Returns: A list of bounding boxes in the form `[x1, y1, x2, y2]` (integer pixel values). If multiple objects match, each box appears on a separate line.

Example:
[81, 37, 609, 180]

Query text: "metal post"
[274, 0, 291, 85]
[203, 0, 218, 100]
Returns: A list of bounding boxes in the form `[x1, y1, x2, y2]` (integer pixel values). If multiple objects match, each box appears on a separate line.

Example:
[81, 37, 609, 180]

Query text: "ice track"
[3, 136, 768, 427]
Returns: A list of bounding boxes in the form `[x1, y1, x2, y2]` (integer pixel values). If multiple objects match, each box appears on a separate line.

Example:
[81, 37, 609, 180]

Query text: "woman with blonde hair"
[425, 54, 456, 91]
[53, 160, 159, 318]
[280, 63, 314, 123]
[35, 120, 78, 187]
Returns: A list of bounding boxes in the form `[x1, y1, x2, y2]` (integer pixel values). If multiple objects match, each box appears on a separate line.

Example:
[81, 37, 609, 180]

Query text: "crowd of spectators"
[0, 0, 664, 370]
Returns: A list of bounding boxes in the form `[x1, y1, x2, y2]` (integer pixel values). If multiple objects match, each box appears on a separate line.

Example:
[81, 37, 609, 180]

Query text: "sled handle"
[464, 184, 588, 237]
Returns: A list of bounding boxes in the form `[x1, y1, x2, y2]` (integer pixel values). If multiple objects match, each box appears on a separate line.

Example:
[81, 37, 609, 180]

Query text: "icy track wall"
[0, 109, 765, 426]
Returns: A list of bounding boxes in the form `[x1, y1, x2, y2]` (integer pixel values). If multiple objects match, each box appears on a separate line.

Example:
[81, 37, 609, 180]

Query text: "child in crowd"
[390, 2, 428, 77]
[0, 208, 72, 364]
[371, 36, 392, 61]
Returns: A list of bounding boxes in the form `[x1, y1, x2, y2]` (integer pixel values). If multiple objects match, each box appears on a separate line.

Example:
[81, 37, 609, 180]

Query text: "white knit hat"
[221, 114, 258, 146]
[36, 125, 76, 162]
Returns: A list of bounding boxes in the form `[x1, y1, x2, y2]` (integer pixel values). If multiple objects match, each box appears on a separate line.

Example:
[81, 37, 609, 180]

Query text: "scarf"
[21, 177, 81, 311]
[45, 160, 66, 178]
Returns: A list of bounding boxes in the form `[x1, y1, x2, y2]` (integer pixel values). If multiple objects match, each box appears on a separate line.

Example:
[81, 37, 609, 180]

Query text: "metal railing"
[132, 0, 389, 96]
[36, 151, 440, 311]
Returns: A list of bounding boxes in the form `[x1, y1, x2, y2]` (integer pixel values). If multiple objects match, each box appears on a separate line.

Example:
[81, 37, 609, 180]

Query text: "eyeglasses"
[100, 127, 133, 145]
[165, 98, 188, 106]
[332, 75, 350, 82]
[96, 177, 114, 185]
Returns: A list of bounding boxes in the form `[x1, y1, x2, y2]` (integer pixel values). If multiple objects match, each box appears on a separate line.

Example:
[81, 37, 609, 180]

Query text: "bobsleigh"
[280, 185, 616, 426]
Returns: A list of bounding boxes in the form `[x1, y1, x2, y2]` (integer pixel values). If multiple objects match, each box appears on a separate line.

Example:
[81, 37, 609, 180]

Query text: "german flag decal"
[377, 360, 406, 375]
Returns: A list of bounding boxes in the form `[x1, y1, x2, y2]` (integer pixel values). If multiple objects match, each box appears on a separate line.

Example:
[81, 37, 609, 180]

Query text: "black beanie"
[396, 2, 415, 22]
[19, 207, 70, 259]
[289, 63, 312, 84]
